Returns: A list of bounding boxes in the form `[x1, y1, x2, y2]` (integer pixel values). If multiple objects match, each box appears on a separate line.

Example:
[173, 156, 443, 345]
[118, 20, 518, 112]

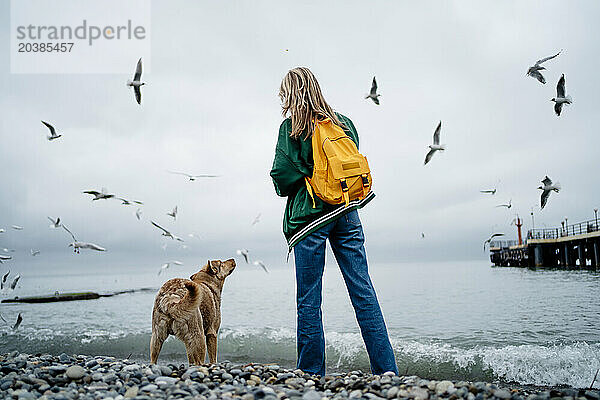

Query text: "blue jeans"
[293, 210, 398, 376]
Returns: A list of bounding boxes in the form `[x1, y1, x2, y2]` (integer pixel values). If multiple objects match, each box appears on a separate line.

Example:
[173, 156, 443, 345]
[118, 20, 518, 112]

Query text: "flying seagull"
[11, 225, 24, 230]
[421, 232, 425, 239]
[253, 260, 269, 274]
[48, 217, 61, 228]
[251, 213, 261, 226]
[1, 271, 9, 289]
[62, 225, 106, 253]
[236, 249, 250, 264]
[157, 260, 183, 276]
[10, 274, 20, 290]
[167, 171, 220, 181]
[538, 176, 561, 210]
[496, 199, 512, 209]
[167, 206, 178, 220]
[135, 208, 142, 220]
[83, 188, 115, 201]
[424, 121, 445, 165]
[551, 74, 572, 116]
[12, 313, 23, 330]
[526, 50, 561, 84]
[0, 255, 12, 262]
[127, 58, 145, 105]
[117, 197, 143, 206]
[480, 188, 497, 195]
[483, 233, 505, 250]
[41, 121, 62, 141]
[0, 229, 4, 233]
[30, 249, 40, 256]
[365, 76, 380, 105]
[150, 221, 184, 241]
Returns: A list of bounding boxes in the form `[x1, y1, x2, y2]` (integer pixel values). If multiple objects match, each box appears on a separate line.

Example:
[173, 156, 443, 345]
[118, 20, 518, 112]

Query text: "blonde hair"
[279, 67, 344, 139]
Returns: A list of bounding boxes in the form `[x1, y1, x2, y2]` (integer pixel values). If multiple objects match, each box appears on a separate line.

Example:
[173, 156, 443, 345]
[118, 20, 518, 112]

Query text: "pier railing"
[527, 218, 600, 240]
[489, 240, 518, 248]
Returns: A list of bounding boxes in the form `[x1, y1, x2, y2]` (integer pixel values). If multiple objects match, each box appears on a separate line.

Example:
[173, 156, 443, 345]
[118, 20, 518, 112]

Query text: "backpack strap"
[361, 174, 369, 198]
[340, 179, 350, 207]
[305, 177, 316, 208]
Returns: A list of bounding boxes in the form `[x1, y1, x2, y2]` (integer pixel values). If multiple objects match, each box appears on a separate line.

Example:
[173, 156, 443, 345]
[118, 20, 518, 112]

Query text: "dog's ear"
[208, 260, 220, 275]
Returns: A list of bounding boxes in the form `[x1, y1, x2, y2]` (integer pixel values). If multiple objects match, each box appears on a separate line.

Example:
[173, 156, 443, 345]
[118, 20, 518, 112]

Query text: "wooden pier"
[490, 217, 600, 269]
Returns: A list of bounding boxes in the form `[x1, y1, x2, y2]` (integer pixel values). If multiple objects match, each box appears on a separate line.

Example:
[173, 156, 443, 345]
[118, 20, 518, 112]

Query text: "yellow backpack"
[305, 117, 372, 207]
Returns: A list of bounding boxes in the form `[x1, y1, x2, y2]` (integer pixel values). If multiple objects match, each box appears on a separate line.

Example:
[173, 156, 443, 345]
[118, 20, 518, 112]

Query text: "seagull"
[0, 255, 12, 262]
[1, 248, 15, 253]
[251, 213, 261, 226]
[117, 197, 143, 206]
[480, 188, 497, 195]
[151, 221, 184, 241]
[1, 271, 9, 289]
[48, 217, 61, 228]
[253, 260, 269, 273]
[167, 206, 178, 220]
[496, 199, 512, 209]
[421, 232, 425, 239]
[365, 77, 380, 105]
[483, 233, 505, 250]
[62, 225, 106, 253]
[551, 74, 572, 116]
[236, 249, 250, 264]
[41, 121, 62, 141]
[424, 121, 445, 165]
[538, 176, 561, 210]
[135, 208, 142, 220]
[0, 229, 4, 233]
[167, 171, 220, 181]
[11, 225, 24, 230]
[83, 188, 115, 201]
[157, 260, 183, 275]
[188, 233, 201, 240]
[12, 313, 23, 330]
[526, 51, 561, 84]
[30, 249, 40, 256]
[127, 58, 145, 105]
[10, 274, 20, 290]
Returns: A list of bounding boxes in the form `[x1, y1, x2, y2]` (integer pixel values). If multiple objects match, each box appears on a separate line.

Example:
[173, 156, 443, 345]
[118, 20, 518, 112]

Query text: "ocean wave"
[0, 326, 598, 388]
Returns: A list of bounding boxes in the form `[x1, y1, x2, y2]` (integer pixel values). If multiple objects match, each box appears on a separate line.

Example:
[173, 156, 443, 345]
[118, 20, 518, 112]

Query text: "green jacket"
[270, 113, 375, 251]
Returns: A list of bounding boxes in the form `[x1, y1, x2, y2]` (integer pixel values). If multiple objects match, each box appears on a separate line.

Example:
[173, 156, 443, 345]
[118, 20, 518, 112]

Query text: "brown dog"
[150, 258, 236, 365]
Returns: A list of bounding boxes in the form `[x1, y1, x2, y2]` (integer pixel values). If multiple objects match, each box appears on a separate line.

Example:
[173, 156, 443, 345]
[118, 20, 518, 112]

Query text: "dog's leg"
[206, 332, 218, 364]
[185, 331, 206, 365]
[150, 329, 167, 364]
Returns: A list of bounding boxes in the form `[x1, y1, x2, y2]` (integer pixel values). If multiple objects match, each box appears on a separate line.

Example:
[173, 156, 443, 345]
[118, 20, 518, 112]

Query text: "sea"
[0, 255, 598, 389]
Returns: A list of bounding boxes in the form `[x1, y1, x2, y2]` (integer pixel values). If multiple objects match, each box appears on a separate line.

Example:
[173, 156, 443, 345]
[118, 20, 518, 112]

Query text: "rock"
[349, 389, 363, 398]
[155, 376, 178, 385]
[494, 389, 512, 399]
[159, 365, 172, 376]
[124, 385, 139, 398]
[65, 365, 85, 380]
[584, 391, 600, 400]
[387, 386, 399, 398]
[140, 383, 158, 392]
[436, 380, 455, 394]
[122, 364, 140, 372]
[303, 390, 321, 400]
[410, 387, 429, 400]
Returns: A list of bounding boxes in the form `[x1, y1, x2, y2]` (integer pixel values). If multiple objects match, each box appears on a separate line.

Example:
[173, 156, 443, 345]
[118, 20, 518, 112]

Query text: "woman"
[270, 67, 398, 376]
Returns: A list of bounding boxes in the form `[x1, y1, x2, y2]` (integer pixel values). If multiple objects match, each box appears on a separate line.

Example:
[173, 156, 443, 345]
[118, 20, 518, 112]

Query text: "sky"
[1, 0, 599, 269]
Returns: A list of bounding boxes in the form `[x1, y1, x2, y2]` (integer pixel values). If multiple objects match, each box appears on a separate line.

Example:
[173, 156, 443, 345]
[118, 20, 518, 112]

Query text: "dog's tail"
[158, 280, 202, 318]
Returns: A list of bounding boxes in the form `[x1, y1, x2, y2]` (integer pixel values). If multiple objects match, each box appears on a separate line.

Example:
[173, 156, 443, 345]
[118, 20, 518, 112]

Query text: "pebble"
[0, 353, 593, 400]
[65, 365, 85, 380]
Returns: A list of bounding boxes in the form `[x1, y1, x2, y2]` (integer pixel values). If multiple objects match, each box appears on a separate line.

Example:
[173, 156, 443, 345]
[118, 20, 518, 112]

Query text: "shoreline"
[0, 352, 598, 400]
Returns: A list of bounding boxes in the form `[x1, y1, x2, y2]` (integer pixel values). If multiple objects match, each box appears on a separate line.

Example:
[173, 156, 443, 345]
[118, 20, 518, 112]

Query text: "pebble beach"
[1, 352, 598, 400]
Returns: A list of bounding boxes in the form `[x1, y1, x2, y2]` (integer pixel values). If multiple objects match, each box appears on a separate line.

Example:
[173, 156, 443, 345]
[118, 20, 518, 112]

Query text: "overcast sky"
[1, 1, 599, 269]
